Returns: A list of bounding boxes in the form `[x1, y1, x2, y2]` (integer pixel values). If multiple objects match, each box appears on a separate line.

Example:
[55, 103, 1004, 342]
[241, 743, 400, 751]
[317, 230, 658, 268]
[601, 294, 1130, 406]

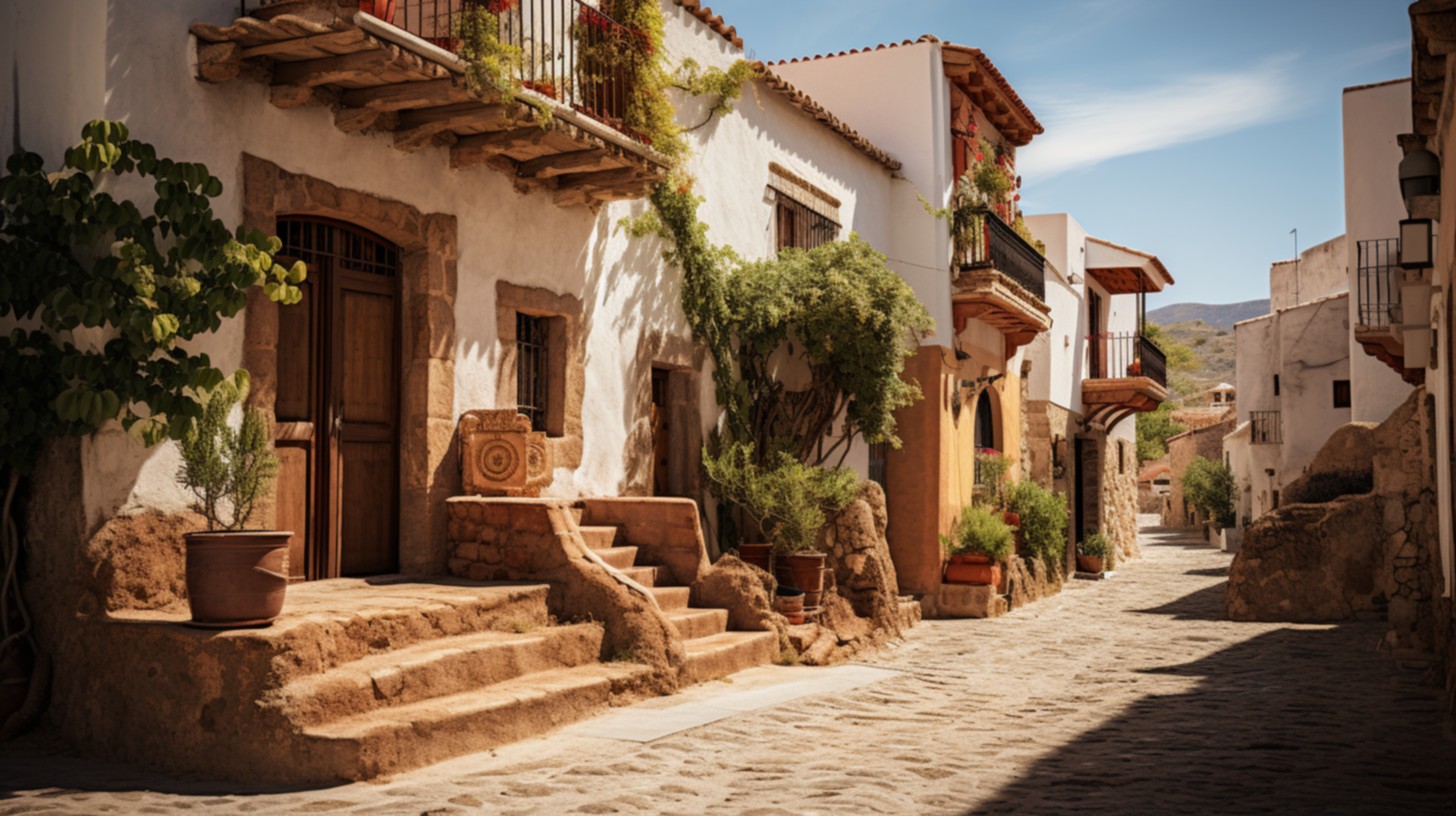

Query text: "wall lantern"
[1399, 148, 1441, 215]
[1398, 269, 1436, 369]
[1400, 218, 1434, 269]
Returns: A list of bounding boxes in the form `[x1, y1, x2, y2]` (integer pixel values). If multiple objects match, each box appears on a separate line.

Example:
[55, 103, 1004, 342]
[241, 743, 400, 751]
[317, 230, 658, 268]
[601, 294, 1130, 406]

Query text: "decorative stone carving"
[459, 410, 552, 497]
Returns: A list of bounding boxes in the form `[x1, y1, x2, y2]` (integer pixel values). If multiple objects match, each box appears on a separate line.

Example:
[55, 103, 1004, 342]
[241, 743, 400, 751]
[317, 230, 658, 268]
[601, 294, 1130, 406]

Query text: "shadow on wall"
[961, 614, 1456, 814]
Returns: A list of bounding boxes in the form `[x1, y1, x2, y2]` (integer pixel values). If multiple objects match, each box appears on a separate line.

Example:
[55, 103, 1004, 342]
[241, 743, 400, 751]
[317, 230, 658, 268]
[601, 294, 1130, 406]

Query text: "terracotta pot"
[774, 591, 804, 617]
[802, 580, 825, 609]
[739, 543, 772, 573]
[1077, 554, 1105, 574]
[185, 531, 291, 626]
[943, 553, 1002, 586]
[358, 0, 397, 24]
[774, 552, 827, 595]
[1002, 511, 1020, 529]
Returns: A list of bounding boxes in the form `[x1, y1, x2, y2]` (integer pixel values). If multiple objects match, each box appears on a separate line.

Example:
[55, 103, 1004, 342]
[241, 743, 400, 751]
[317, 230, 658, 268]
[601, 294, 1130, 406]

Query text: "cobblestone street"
[4, 518, 1455, 815]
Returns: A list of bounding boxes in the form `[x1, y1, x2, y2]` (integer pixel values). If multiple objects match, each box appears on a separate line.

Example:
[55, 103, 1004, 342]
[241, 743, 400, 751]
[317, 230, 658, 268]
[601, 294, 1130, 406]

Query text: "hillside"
[1157, 319, 1237, 405]
[1148, 299, 1270, 330]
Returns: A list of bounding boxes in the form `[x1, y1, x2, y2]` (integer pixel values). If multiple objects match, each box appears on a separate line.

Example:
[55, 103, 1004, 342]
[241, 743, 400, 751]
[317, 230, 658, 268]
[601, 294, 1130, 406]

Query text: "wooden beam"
[271, 48, 392, 88]
[270, 83, 338, 109]
[450, 126, 553, 168]
[516, 149, 616, 179]
[195, 42, 242, 84]
[339, 78, 468, 111]
[553, 166, 645, 192]
[393, 103, 508, 152]
[239, 29, 367, 60]
[335, 106, 398, 133]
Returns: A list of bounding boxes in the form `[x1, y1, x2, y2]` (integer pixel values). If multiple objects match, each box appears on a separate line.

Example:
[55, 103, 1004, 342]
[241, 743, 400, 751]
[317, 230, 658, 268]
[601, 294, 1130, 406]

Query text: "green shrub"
[1006, 480, 1070, 574]
[177, 376, 277, 531]
[1182, 456, 1236, 529]
[942, 504, 1014, 562]
[974, 450, 1011, 506]
[703, 441, 858, 554]
[1078, 532, 1111, 559]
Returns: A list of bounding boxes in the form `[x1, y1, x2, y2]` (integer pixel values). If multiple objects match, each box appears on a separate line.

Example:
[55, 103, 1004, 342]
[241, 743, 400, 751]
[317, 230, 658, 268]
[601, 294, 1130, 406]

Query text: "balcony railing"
[251, 0, 643, 137]
[1087, 332, 1168, 388]
[1357, 238, 1400, 328]
[1250, 410, 1281, 445]
[961, 211, 1046, 302]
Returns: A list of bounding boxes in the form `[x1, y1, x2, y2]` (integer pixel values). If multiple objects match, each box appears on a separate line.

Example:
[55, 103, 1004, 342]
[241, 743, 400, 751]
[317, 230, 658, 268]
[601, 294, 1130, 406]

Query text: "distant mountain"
[1148, 299, 1270, 330]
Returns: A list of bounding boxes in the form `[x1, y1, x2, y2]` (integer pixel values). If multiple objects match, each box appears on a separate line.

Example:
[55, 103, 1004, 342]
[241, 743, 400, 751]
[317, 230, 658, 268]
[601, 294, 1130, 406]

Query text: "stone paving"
[3, 518, 1456, 815]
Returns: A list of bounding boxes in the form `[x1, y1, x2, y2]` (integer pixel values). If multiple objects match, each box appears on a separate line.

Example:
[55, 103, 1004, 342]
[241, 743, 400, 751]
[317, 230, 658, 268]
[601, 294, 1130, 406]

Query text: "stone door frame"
[241, 154, 459, 576]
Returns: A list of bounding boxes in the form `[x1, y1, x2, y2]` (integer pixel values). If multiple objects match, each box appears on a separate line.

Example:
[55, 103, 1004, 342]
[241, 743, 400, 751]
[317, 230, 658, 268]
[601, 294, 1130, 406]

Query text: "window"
[774, 193, 838, 252]
[1118, 441, 1126, 474]
[1333, 379, 1351, 409]
[868, 441, 889, 490]
[1273, 374, 1280, 396]
[516, 313, 549, 432]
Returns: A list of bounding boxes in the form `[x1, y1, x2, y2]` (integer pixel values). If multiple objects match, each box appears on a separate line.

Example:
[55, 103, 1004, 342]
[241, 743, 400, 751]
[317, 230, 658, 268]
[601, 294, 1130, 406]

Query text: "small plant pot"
[1076, 554, 1105, 574]
[738, 543, 772, 573]
[185, 531, 292, 627]
[943, 553, 1001, 586]
[774, 587, 805, 618]
[774, 552, 827, 595]
[358, 0, 397, 25]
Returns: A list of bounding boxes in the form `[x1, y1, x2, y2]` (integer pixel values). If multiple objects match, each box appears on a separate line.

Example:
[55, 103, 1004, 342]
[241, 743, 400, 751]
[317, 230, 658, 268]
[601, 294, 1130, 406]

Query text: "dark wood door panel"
[339, 441, 397, 575]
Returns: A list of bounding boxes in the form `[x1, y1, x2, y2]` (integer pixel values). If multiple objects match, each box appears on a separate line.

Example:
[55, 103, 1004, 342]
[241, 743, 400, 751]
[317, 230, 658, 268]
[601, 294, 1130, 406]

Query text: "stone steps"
[300, 663, 653, 781]
[277, 624, 605, 727]
[619, 565, 658, 587]
[649, 585, 692, 610]
[578, 525, 618, 550]
[596, 545, 639, 569]
[664, 607, 729, 640]
[681, 630, 780, 685]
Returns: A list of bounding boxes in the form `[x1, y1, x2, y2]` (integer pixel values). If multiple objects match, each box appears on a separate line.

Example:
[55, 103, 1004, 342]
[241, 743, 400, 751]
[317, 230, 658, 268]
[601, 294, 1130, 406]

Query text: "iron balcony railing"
[1250, 410, 1281, 445]
[1357, 238, 1400, 329]
[1086, 332, 1168, 388]
[249, 0, 644, 140]
[961, 211, 1047, 302]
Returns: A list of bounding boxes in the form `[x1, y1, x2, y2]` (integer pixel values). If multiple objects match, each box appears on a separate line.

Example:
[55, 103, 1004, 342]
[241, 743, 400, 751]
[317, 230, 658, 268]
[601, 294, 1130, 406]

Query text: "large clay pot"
[943, 553, 1002, 586]
[739, 543, 772, 573]
[1077, 554, 1105, 574]
[358, 0, 397, 25]
[185, 531, 291, 627]
[774, 552, 827, 596]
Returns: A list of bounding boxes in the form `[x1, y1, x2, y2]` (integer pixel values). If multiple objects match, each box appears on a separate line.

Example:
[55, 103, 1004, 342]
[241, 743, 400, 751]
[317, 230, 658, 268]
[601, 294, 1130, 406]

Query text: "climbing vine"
[674, 58, 756, 130]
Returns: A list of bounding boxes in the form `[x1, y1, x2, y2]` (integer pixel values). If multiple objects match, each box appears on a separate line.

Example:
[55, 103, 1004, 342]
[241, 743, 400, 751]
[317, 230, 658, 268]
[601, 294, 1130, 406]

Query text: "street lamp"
[1399, 148, 1441, 213]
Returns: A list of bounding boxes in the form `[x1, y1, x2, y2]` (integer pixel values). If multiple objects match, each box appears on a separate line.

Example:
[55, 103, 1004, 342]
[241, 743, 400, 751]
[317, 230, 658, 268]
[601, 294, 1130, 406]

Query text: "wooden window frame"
[1332, 379, 1351, 409]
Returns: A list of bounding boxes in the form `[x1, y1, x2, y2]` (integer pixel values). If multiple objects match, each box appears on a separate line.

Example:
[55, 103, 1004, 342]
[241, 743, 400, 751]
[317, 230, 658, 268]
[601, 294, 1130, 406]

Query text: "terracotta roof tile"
[671, 0, 743, 50]
[751, 63, 902, 173]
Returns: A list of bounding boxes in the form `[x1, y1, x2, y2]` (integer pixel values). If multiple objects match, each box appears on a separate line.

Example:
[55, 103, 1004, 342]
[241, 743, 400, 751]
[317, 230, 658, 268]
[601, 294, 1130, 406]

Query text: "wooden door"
[276, 218, 401, 579]
[1088, 289, 1104, 377]
[1078, 437, 1101, 540]
[651, 367, 670, 496]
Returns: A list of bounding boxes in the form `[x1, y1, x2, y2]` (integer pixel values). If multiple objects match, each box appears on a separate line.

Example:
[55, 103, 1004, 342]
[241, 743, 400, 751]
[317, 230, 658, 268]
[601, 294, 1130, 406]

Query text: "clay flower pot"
[774, 552, 827, 596]
[185, 531, 291, 627]
[774, 587, 805, 616]
[943, 553, 1002, 587]
[1077, 554, 1106, 574]
[738, 543, 772, 573]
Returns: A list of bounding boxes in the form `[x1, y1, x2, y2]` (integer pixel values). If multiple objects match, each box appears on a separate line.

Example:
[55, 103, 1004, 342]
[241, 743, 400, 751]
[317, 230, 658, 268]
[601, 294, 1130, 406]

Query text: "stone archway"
[241, 155, 458, 575]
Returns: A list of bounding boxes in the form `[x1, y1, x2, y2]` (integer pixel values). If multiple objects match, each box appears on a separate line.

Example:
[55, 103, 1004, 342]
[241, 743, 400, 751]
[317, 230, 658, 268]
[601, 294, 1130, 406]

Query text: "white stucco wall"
[1342, 78, 1415, 424]
[1268, 235, 1346, 313]
[9, 0, 900, 527]
[1024, 213, 1088, 414]
[1233, 312, 1280, 512]
[1277, 294, 1352, 480]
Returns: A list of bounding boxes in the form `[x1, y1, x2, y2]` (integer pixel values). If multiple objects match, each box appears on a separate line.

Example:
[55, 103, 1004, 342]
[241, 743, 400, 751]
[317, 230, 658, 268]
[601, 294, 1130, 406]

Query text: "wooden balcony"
[951, 212, 1051, 354]
[1354, 238, 1425, 385]
[1082, 332, 1168, 429]
[192, 0, 668, 208]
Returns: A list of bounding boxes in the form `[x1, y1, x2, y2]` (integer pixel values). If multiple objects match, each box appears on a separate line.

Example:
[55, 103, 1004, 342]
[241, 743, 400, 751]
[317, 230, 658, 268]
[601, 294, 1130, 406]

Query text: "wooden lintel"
[239, 28, 367, 60]
[516, 149, 614, 179]
[272, 48, 392, 88]
[339, 78, 467, 111]
[554, 166, 646, 192]
[450, 127, 552, 168]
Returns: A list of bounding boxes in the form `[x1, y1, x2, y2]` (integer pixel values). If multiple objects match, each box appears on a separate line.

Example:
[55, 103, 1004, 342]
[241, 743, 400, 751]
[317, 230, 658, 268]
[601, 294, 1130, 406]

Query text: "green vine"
[455, 4, 554, 128]
[674, 58, 756, 130]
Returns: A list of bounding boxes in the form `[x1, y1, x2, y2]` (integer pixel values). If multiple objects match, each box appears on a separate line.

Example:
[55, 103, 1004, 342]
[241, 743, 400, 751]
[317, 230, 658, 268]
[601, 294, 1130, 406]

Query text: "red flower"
[484, 0, 518, 13]
[1013, 194, 1020, 201]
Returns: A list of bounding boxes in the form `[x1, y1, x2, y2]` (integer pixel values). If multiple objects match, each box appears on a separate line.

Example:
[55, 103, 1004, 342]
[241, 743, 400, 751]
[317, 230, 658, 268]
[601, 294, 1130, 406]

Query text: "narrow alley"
[3, 517, 1453, 815]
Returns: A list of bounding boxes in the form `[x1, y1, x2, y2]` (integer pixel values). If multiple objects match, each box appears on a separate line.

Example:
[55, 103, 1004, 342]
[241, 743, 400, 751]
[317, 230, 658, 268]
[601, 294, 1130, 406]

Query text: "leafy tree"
[1006, 480, 1070, 575]
[702, 441, 858, 553]
[1182, 456, 1237, 529]
[1136, 401, 1186, 463]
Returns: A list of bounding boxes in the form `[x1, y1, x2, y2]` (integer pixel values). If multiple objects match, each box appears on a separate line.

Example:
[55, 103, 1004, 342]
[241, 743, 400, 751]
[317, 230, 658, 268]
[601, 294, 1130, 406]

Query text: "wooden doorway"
[1075, 436, 1101, 542]
[275, 217, 401, 579]
[651, 367, 671, 496]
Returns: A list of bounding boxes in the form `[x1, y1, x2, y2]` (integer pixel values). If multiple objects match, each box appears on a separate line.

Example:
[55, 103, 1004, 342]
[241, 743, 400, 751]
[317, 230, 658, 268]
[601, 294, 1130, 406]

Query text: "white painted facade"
[1342, 79, 1416, 424]
[1268, 235, 1346, 313]
[1, 0, 901, 530]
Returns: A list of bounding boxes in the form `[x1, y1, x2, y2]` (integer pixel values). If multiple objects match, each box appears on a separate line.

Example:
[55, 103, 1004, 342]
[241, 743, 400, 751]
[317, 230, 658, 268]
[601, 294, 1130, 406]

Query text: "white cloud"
[1017, 57, 1300, 180]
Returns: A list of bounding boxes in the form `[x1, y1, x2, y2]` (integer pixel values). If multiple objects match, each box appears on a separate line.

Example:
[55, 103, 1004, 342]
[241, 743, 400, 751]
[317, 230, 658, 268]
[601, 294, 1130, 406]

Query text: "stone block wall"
[1100, 433, 1140, 562]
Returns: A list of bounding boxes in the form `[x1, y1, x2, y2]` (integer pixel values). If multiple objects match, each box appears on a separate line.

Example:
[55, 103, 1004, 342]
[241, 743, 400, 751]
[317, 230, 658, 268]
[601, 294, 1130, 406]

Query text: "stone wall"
[1165, 417, 1235, 527]
[1100, 432, 1139, 562]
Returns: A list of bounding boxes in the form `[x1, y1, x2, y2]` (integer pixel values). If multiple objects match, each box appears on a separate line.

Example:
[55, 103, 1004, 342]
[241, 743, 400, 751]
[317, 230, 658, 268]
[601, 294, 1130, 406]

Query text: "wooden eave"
[950, 268, 1052, 354]
[1082, 377, 1168, 429]
[190, 8, 668, 208]
[1353, 325, 1426, 385]
[1410, 0, 1456, 145]
[1088, 267, 1149, 296]
[940, 46, 1042, 147]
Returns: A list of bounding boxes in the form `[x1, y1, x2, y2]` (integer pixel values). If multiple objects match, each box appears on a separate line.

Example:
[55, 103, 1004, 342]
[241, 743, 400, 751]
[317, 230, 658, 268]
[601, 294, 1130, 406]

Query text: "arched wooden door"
[275, 217, 401, 579]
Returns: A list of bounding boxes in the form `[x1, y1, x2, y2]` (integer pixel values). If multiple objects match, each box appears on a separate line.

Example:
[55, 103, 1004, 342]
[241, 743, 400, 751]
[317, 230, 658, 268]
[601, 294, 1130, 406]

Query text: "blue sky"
[708, 0, 1413, 308]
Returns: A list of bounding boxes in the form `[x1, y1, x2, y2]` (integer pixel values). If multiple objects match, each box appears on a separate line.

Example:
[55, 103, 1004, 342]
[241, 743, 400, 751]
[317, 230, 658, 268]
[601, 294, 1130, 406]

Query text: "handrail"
[1356, 238, 1400, 329]
[961, 211, 1046, 302]
[1086, 332, 1167, 388]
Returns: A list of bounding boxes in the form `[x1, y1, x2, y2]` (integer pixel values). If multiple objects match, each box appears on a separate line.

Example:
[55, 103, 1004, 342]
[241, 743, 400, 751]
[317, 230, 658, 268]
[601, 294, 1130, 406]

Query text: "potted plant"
[737, 542, 772, 572]
[1076, 532, 1112, 575]
[774, 586, 805, 625]
[941, 504, 1013, 586]
[178, 376, 292, 627]
[975, 448, 1020, 536]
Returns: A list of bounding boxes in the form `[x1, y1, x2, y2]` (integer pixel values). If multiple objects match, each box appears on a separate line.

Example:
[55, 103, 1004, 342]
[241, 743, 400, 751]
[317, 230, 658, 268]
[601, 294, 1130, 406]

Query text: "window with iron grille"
[516, 313, 549, 432]
[774, 192, 839, 252]
[868, 441, 889, 490]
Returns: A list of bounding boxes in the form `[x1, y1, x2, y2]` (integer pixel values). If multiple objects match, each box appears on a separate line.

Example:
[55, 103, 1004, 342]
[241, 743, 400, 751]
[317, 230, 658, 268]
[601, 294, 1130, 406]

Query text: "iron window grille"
[868, 441, 889, 490]
[1357, 238, 1401, 328]
[278, 217, 399, 277]
[516, 313, 550, 432]
[1250, 411, 1281, 445]
[773, 190, 839, 252]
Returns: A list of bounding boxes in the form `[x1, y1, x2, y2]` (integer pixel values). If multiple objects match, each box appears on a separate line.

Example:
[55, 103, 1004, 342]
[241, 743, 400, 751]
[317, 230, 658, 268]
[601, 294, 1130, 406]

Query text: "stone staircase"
[576, 521, 779, 684]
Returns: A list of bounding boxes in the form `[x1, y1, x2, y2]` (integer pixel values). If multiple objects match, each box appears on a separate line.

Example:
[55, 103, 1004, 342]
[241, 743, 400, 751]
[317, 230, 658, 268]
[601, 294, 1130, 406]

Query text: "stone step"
[277, 623, 605, 727]
[596, 546, 640, 570]
[301, 663, 652, 782]
[681, 630, 780, 685]
[664, 607, 728, 640]
[619, 565, 658, 587]
[578, 525, 620, 550]
[649, 586, 691, 611]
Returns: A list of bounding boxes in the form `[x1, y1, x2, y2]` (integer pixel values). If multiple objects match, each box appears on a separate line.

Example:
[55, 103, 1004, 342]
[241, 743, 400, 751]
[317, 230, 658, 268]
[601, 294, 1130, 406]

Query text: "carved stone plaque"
[459, 410, 552, 497]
